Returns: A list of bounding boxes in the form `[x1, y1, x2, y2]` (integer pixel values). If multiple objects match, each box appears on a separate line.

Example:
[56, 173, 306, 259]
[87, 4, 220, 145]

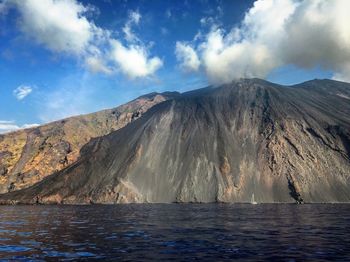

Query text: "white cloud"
[332, 64, 350, 82]
[179, 0, 350, 84]
[109, 10, 163, 78]
[196, 0, 296, 84]
[0, 120, 39, 134]
[85, 56, 112, 74]
[280, 0, 350, 82]
[129, 10, 141, 24]
[4, 1, 162, 79]
[0, 121, 19, 133]
[13, 85, 33, 100]
[175, 42, 200, 72]
[22, 123, 40, 128]
[10, 0, 98, 55]
[123, 10, 142, 43]
[110, 40, 163, 79]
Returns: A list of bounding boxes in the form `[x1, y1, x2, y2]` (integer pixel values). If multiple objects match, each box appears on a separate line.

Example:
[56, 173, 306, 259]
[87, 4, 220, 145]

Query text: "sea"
[0, 204, 349, 261]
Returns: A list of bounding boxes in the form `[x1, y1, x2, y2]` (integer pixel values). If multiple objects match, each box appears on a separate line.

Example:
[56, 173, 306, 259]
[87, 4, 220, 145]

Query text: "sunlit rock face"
[0, 92, 179, 194]
[1, 78, 350, 204]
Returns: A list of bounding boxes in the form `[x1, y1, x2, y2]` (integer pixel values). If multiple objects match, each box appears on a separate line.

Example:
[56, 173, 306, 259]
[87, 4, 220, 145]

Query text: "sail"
[251, 193, 257, 204]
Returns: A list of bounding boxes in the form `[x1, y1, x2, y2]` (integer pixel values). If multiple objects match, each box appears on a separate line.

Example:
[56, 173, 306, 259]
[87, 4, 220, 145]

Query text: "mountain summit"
[1, 79, 350, 204]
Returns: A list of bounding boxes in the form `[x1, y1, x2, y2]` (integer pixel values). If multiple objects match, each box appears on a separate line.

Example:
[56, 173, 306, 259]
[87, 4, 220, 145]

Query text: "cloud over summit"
[176, 0, 350, 84]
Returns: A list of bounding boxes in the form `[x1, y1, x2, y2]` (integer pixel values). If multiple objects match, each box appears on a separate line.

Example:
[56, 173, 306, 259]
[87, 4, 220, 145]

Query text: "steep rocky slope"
[1, 78, 350, 204]
[0, 92, 179, 193]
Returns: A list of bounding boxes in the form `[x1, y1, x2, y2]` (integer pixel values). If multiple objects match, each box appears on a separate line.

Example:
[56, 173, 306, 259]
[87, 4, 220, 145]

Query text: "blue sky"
[0, 0, 347, 132]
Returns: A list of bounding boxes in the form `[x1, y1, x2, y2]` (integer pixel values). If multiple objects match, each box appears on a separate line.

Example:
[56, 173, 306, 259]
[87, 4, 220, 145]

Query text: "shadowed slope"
[1, 79, 350, 204]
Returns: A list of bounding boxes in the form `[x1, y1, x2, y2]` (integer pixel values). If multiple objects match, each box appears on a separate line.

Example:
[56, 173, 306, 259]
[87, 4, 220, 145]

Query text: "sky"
[0, 0, 349, 133]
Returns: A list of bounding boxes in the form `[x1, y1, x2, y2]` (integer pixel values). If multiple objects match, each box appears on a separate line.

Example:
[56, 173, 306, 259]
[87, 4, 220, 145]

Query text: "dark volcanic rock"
[0, 78, 350, 204]
[0, 166, 7, 177]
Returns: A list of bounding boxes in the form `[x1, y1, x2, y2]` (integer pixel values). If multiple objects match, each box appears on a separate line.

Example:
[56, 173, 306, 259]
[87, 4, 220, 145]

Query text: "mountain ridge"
[0, 91, 179, 194]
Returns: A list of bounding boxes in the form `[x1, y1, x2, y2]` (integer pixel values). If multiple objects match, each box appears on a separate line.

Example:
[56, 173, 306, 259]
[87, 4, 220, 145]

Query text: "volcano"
[1, 78, 350, 204]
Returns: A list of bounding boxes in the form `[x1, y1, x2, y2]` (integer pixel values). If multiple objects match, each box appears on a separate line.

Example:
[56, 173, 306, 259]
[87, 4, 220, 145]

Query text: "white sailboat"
[251, 193, 258, 205]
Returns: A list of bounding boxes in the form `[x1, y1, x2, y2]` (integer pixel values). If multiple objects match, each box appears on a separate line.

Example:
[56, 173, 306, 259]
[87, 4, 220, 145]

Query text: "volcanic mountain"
[1, 78, 350, 204]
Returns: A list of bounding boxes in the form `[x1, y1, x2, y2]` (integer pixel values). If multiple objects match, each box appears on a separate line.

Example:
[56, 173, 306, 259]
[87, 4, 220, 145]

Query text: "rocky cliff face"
[0, 92, 179, 194]
[0, 79, 350, 204]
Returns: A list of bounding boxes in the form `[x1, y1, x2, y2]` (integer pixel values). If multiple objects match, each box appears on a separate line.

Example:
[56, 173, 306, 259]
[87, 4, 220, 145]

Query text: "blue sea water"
[0, 204, 349, 261]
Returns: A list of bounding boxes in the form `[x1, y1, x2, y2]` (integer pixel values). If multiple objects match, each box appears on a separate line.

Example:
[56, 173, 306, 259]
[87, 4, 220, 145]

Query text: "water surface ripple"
[0, 204, 349, 261]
